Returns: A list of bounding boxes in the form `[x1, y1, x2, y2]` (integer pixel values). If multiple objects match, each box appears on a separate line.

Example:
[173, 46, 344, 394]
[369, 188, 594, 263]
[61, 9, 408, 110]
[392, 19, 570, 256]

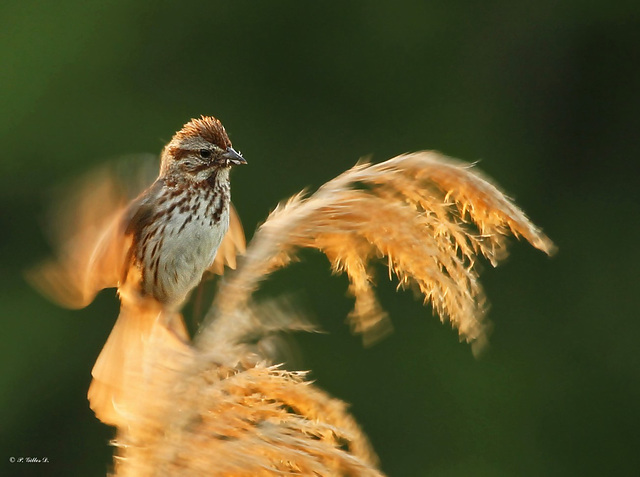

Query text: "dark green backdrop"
[1, 1, 638, 475]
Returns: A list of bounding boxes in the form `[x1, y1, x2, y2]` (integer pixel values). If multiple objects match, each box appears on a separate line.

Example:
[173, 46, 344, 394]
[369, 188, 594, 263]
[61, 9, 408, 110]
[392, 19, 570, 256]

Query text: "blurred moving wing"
[28, 211, 131, 308]
[26, 156, 158, 308]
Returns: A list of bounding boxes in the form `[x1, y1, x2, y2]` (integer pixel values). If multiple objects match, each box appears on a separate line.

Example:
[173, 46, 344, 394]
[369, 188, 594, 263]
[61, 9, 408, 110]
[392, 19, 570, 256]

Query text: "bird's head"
[160, 115, 246, 182]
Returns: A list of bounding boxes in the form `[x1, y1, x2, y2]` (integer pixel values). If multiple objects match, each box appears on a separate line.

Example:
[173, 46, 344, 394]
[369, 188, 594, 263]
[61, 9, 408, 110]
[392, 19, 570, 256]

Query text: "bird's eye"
[200, 149, 212, 159]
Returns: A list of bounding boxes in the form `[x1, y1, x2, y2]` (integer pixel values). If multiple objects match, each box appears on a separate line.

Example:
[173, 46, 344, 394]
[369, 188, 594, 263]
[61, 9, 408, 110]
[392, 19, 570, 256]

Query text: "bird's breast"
[135, 186, 230, 306]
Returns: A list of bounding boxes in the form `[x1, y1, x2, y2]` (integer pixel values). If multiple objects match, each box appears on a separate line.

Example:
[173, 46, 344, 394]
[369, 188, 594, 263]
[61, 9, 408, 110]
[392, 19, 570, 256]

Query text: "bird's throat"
[206, 168, 229, 189]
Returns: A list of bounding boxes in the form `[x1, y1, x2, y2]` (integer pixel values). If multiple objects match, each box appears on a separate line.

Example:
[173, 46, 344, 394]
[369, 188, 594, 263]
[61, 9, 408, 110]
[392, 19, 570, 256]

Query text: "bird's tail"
[88, 301, 190, 427]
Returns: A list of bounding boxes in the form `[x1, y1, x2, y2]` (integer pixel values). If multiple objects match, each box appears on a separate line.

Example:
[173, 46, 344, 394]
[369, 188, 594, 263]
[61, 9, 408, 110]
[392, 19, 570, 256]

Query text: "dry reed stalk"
[104, 151, 553, 476]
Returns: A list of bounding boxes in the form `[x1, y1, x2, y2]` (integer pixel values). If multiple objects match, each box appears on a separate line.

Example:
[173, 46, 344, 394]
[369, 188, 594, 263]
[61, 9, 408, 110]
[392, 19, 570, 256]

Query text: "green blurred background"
[1, 1, 638, 475]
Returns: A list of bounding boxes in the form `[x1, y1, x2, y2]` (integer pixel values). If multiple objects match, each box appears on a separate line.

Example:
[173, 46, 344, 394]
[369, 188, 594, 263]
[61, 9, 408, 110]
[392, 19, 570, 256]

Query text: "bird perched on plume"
[29, 116, 247, 426]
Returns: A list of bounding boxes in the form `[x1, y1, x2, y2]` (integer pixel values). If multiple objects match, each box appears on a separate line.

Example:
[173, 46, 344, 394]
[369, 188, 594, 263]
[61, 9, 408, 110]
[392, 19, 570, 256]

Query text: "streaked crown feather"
[173, 115, 232, 149]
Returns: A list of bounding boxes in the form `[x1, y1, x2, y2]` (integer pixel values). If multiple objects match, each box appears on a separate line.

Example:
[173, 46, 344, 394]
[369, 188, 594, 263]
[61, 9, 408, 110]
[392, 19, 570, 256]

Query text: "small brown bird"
[29, 116, 246, 426]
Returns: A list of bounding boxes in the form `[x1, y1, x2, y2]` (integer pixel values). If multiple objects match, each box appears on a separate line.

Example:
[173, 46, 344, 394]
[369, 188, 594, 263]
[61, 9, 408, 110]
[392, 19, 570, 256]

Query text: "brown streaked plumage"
[173, 115, 232, 149]
[28, 116, 247, 427]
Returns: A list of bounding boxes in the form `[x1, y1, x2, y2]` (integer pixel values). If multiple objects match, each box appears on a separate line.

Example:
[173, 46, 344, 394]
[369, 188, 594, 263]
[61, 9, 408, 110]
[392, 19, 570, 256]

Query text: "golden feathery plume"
[114, 359, 382, 476]
[112, 298, 381, 476]
[199, 151, 555, 354]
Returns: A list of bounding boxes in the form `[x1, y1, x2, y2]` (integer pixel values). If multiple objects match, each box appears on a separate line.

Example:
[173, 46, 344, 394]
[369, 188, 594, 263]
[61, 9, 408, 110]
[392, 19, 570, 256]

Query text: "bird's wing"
[207, 203, 246, 275]
[26, 158, 157, 309]
[27, 203, 131, 309]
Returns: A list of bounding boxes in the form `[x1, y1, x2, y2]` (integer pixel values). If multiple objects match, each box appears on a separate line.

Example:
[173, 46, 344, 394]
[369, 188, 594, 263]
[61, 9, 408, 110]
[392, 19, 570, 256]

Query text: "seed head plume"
[199, 151, 555, 355]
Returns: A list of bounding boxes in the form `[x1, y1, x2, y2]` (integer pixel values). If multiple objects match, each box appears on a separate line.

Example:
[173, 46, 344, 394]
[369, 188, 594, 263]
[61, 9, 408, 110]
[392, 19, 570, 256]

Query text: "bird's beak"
[223, 147, 247, 166]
